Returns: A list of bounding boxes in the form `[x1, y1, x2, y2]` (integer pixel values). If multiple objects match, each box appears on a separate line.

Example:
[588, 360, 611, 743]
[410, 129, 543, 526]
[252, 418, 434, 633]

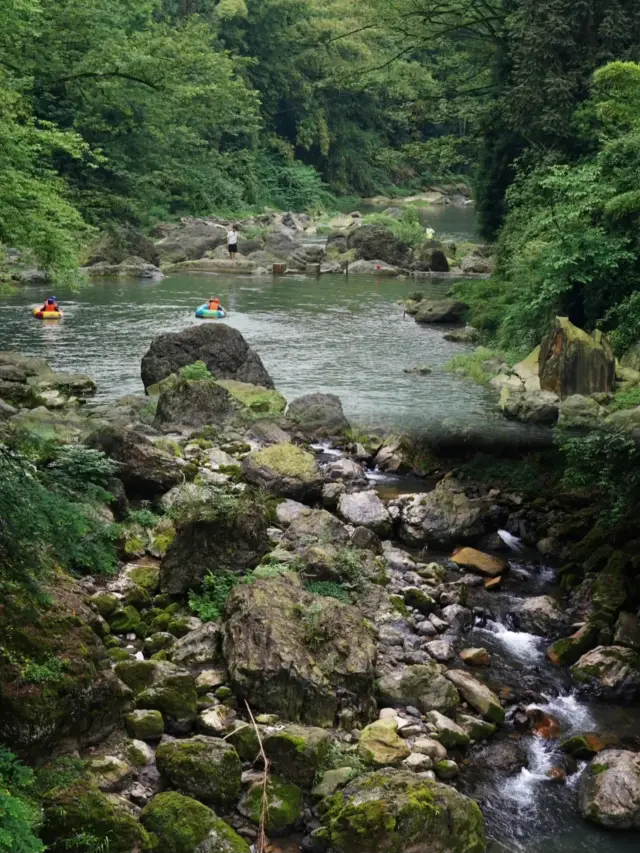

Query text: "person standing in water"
[227, 224, 238, 262]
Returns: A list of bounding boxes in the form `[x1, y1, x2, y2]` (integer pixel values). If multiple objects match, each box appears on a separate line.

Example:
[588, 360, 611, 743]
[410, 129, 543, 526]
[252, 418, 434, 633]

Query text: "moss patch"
[241, 776, 303, 834]
[250, 443, 318, 480]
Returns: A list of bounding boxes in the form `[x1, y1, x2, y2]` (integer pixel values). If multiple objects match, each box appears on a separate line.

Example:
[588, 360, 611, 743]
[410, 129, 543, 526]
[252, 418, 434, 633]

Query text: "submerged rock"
[141, 324, 273, 390]
[579, 749, 640, 829]
[414, 299, 468, 324]
[317, 769, 486, 853]
[222, 574, 376, 726]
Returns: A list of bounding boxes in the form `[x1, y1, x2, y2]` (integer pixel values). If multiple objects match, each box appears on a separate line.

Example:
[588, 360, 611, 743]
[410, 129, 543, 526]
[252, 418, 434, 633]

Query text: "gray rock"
[323, 457, 366, 483]
[170, 623, 222, 668]
[154, 379, 234, 429]
[425, 640, 455, 662]
[338, 490, 391, 535]
[571, 646, 640, 698]
[140, 324, 273, 390]
[516, 595, 565, 636]
[579, 749, 640, 829]
[275, 499, 309, 526]
[414, 300, 468, 324]
[377, 663, 460, 715]
[399, 476, 491, 548]
[286, 392, 350, 439]
[614, 612, 640, 650]
[348, 224, 411, 267]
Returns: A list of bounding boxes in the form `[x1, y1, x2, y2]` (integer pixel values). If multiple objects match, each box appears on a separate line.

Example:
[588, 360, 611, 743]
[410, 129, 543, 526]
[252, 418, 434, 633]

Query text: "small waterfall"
[526, 692, 596, 734]
[475, 618, 545, 663]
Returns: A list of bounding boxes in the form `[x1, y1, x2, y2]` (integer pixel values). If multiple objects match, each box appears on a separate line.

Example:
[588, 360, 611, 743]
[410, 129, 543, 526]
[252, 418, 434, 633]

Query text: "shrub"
[127, 508, 160, 529]
[0, 746, 44, 853]
[179, 361, 213, 381]
[607, 387, 640, 412]
[188, 570, 238, 622]
[306, 581, 351, 604]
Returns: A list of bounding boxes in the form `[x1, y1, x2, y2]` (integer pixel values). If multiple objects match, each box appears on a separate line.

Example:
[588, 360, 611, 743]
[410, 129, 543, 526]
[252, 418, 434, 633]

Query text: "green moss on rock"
[240, 775, 302, 835]
[155, 735, 241, 809]
[125, 709, 164, 741]
[109, 605, 142, 633]
[141, 791, 249, 853]
[128, 563, 161, 594]
[263, 724, 331, 789]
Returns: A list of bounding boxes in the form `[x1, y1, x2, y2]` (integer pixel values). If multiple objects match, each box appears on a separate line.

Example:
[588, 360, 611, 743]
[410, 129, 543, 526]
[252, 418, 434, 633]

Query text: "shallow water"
[2, 271, 525, 439]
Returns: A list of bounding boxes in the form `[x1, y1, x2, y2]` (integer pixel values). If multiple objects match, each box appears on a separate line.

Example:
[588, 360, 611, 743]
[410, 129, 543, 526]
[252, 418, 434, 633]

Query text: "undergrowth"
[179, 361, 213, 381]
[445, 347, 517, 386]
[306, 581, 351, 603]
[607, 387, 640, 412]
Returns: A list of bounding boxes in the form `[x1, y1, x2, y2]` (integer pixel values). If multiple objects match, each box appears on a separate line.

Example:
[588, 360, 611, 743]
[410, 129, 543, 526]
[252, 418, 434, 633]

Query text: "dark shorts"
[228, 243, 238, 253]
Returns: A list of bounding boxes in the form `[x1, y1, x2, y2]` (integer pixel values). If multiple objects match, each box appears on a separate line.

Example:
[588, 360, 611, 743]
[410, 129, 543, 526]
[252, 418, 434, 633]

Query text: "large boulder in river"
[539, 317, 615, 399]
[160, 497, 270, 594]
[86, 425, 182, 500]
[571, 646, 640, 699]
[242, 442, 322, 501]
[222, 573, 376, 726]
[285, 392, 350, 439]
[347, 224, 411, 267]
[317, 769, 486, 853]
[516, 595, 565, 636]
[579, 749, 640, 829]
[141, 325, 273, 390]
[398, 476, 492, 548]
[154, 378, 234, 429]
[414, 299, 468, 324]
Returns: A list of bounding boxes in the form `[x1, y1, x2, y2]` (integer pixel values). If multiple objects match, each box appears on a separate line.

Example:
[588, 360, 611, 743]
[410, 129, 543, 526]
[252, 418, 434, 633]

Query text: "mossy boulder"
[125, 561, 161, 594]
[318, 769, 486, 853]
[42, 784, 151, 853]
[591, 551, 629, 627]
[358, 719, 411, 767]
[154, 378, 235, 429]
[426, 711, 471, 749]
[125, 709, 164, 741]
[571, 646, 640, 699]
[141, 791, 250, 853]
[376, 663, 460, 715]
[115, 659, 197, 728]
[547, 624, 599, 665]
[90, 591, 119, 618]
[170, 623, 222, 668]
[226, 720, 261, 762]
[160, 498, 270, 595]
[222, 574, 376, 727]
[0, 581, 132, 758]
[155, 735, 241, 809]
[560, 732, 609, 759]
[578, 750, 640, 829]
[216, 379, 286, 416]
[242, 442, 322, 501]
[262, 723, 331, 788]
[239, 775, 303, 835]
[109, 605, 142, 633]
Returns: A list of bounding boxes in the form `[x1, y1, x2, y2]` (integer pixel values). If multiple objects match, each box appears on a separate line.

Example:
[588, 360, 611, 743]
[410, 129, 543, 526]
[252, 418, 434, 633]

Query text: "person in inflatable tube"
[207, 297, 221, 311]
[39, 295, 59, 313]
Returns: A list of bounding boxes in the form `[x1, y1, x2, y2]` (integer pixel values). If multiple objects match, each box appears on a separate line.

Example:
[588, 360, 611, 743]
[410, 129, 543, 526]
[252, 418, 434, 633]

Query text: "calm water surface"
[1, 272, 503, 435]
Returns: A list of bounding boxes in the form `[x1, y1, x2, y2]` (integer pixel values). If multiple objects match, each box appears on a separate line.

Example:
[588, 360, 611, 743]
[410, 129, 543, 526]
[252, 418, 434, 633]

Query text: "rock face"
[517, 595, 565, 636]
[242, 442, 322, 501]
[284, 508, 350, 548]
[539, 317, 615, 399]
[399, 477, 490, 548]
[86, 425, 182, 500]
[141, 325, 273, 390]
[414, 299, 469, 324]
[222, 574, 376, 726]
[155, 220, 228, 263]
[571, 646, 640, 698]
[86, 224, 160, 266]
[347, 225, 411, 267]
[160, 500, 270, 594]
[338, 490, 391, 536]
[155, 735, 242, 809]
[262, 724, 330, 788]
[154, 379, 234, 428]
[318, 769, 486, 853]
[285, 392, 350, 439]
[579, 750, 640, 829]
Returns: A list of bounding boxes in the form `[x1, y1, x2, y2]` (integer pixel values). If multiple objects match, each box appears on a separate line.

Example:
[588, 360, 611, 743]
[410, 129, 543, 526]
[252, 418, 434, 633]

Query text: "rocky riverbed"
[0, 323, 639, 853]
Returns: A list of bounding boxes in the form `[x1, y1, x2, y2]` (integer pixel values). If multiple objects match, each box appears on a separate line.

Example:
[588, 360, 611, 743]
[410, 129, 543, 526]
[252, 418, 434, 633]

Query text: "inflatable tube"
[33, 308, 62, 319]
[195, 304, 226, 319]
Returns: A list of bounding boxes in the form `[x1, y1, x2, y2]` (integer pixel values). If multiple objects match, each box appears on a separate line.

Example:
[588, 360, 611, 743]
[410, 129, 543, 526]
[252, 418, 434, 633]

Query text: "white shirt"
[227, 230, 238, 245]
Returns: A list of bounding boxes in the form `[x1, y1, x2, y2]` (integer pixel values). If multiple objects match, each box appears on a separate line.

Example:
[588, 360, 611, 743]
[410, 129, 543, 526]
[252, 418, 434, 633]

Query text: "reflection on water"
[1, 273, 504, 434]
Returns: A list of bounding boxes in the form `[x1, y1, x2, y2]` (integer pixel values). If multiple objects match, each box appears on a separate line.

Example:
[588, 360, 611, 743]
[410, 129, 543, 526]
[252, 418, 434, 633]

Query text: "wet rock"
[403, 587, 437, 615]
[156, 735, 241, 809]
[614, 612, 640, 650]
[539, 318, 615, 399]
[516, 595, 565, 636]
[243, 442, 322, 501]
[285, 392, 350, 439]
[374, 438, 412, 474]
[141, 324, 274, 390]
[222, 574, 376, 726]
[324, 457, 366, 483]
[460, 648, 490, 667]
[451, 547, 506, 577]
[317, 769, 485, 853]
[414, 299, 468, 324]
[579, 749, 640, 829]
[141, 790, 250, 853]
[376, 663, 460, 715]
[441, 604, 473, 631]
[444, 670, 504, 723]
[338, 490, 391, 535]
[456, 714, 496, 740]
[561, 732, 609, 759]
[399, 477, 491, 549]
[571, 646, 640, 698]
[358, 718, 411, 766]
[86, 424, 182, 501]
[472, 738, 528, 774]
[547, 624, 599, 666]
[426, 711, 470, 748]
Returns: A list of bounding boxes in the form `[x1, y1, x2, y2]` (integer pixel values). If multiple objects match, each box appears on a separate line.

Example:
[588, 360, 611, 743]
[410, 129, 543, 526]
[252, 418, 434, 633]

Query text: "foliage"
[188, 570, 238, 622]
[126, 508, 160, 529]
[557, 427, 640, 522]
[363, 208, 425, 248]
[317, 741, 367, 780]
[306, 581, 351, 603]
[0, 446, 118, 605]
[294, 601, 331, 650]
[179, 361, 213, 381]
[445, 347, 515, 385]
[0, 746, 43, 853]
[459, 451, 562, 499]
[333, 548, 365, 590]
[607, 387, 640, 412]
[46, 446, 118, 502]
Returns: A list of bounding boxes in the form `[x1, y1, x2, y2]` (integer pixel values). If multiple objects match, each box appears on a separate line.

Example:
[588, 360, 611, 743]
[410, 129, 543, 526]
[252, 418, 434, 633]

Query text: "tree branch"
[56, 71, 162, 90]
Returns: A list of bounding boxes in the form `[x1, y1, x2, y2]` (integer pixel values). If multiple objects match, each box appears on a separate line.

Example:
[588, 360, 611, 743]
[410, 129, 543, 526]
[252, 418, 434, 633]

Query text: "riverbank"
[1, 323, 639, 853]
